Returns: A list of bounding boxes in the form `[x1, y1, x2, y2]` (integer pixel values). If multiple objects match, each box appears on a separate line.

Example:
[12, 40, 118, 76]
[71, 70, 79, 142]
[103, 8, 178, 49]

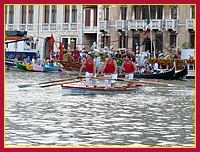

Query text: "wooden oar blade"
[40, 79, 81, 88]
[39, 78, 76, 85]
[18, 84, 37, 88]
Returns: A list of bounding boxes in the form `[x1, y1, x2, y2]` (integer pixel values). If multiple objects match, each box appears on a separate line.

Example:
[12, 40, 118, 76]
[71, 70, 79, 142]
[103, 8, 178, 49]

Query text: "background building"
[5, 5, 195, 59]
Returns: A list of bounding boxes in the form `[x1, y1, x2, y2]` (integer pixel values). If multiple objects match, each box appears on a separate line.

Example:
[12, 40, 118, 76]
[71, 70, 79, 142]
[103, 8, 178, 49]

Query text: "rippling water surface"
[5, 70, 195, 147]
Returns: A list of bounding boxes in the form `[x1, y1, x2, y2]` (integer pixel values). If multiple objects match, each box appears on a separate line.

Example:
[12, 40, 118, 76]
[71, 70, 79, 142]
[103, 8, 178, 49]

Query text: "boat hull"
[33, 64, 44, 72]
[61, 84, 145, 95]
[16, 62, 27, 70]
[134, 67, 175, 79]
[26, 63, 34, 71]
[174, 64, 188, 79]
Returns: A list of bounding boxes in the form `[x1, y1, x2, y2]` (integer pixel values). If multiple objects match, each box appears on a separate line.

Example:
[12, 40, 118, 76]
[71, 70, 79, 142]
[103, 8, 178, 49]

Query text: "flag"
[50, 34, 55, 46]
[143, 6, 151, 36]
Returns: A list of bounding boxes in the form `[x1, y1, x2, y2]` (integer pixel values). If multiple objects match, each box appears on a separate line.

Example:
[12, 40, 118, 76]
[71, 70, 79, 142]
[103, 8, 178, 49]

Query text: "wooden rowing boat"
[16, 62, 27, 70]
[61, 83, 146, 95]
[26, 63, 34, 71]
[33, 64, 44, 72]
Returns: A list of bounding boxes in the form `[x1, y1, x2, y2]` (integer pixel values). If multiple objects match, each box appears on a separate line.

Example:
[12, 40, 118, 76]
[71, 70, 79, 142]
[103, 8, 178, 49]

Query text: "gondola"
[173, 64, 188, 79]
[134, 67, 175, 79]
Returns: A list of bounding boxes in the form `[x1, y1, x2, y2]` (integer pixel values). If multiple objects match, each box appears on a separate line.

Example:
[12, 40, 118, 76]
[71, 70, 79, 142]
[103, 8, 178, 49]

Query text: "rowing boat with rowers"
[61, 83, 146, 95]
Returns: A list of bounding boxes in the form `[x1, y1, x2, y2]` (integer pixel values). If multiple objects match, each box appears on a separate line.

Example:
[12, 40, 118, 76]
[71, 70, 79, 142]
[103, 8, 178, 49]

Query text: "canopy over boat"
[61, 83, 145, 95]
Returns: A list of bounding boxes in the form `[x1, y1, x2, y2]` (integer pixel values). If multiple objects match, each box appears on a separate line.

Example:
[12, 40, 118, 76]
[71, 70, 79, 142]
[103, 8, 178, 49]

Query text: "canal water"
[5, 70, 195, 147]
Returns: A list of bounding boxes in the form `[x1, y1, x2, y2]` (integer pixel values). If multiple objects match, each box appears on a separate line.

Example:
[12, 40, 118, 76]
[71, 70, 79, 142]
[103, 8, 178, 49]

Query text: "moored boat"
[16, 62, 27, 70]
[61, 83, 146, 95]
[43, 66, 62, 72]
[26, 63, 34, 71]
[134, 67, 175, 79]
[173, 64, 188, 79]
[33, 64, 44, 72]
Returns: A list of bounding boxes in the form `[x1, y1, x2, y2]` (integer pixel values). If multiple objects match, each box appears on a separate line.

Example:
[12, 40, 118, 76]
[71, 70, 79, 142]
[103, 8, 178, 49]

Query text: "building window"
[142, 6, 148, 19]
[51, 5, 57, 23]
[170, 32, 177, 49]
[150, 5, 156, 19]
[72, 5, 77, 23]
[64, 5, 70, 23]
[155, 34, 163, 52]
[44, 5, 50, 23]
[121, 6, 127, 20]
[132, 34, 140, 53]
[93, 8, 97, 26]
[191, 5, 195, 19]
[28, 5, 34, 24]
[157, 6, 163, 19]
[9, 5, 14, 24]
[171, 6, 177, 19]
[21, 5, 26, 24]
[103, 6, 109, 20]
[190, 31, 195, 49]
[62, 38, 68, 50]
[5, 5, 8, 24]
[134, 5, 142, 19]
[101, 36, 110, 48]
[119, 33, 127, 48]
[85, 9, 90, 26]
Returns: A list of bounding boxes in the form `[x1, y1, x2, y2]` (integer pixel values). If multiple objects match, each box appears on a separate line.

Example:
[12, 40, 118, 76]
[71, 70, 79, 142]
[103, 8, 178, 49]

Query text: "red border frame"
[2, 1, 198, 152]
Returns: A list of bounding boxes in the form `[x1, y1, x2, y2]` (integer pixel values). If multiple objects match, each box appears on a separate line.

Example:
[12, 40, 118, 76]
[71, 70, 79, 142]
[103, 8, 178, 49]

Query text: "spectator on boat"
[78, 53, 97, 88]
[8, 53, 15, 59]
[81, 51, 87, 63]
[158, 50, 165, 58]
[119, 55, 137, 87]
[115, 51, 122, 58]
[153, 61, 159, 73]
[50, 50, 54, 60]
[26, 56, 31, 64]
[72, 47, 80, 62]
[32, 56, 36, 64]
[36, 51, 40, 59]
[97, 54, 118, 89]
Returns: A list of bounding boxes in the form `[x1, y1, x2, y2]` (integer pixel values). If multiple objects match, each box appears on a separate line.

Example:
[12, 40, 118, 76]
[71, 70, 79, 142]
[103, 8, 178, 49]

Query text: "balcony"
[128, 20, 145, 31]
[116, 20, 128, 31]
[27, 24, 34, 31]
[50, 23, 57, 30]
[99, 20, 110, 32]
[6, 24, 17, 31]
[186, 19, 195, 31]
[62, 23, 69, 30]
[71, 23, 78, 30]
[19, 24, 26, 31]
[129, 19, 164, 31]
[150, 19, 164, 31]
[42, 23, 49, 31]
[165, 19, 178, 32]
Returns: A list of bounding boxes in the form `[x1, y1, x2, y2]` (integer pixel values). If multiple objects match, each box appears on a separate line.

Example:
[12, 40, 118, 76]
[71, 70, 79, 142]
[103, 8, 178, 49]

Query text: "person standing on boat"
[78, 54, 97, 88]
[97, 54, 118, 89]
[119, 55, 137, 87]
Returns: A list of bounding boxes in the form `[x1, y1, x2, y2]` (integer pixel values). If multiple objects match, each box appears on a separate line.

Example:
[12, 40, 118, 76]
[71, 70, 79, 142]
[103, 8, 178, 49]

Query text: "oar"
[18, 78, 76, 88]
[40, 79, 81, 88]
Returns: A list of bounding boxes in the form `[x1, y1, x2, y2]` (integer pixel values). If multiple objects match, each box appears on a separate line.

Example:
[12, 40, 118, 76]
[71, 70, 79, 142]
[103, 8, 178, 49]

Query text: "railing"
[116, 20, 128, 31]
[129, 19, 164, 31]
[99, 20, 110, 32]
[71, 23, 78, 30]
[165, 19, 178, 32]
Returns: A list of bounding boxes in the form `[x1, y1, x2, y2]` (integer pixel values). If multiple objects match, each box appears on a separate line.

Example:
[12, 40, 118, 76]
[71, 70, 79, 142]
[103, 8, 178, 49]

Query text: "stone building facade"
[5, 5, 195, 59]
